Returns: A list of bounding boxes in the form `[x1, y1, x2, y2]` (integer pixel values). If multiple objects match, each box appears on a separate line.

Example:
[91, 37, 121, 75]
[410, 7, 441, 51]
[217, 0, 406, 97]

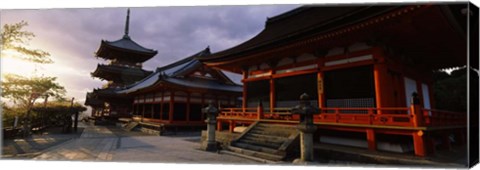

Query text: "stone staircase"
[225, 122, 300, 162]
[124, 121, 139, 132]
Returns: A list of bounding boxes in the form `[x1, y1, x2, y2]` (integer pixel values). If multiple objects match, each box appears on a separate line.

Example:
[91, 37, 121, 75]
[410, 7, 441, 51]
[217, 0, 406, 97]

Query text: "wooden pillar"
[229, 120, 235, 133]
[257, 101, 264, 120]
[269, 77, 275, 112]
[160, 91, 164, 120]
[317, 71, 325, 108]
[242, 71, 248, 112]
[186, 93, 191, 122]
[410, 96, 424, 127]
[416, 81, 424, 107]
[169, 91, 174, 123]
[373, 48, 390, 112]
[217, 120, 223, 131]
[413, 131, 427, 157]
[366, 128, 376, 151]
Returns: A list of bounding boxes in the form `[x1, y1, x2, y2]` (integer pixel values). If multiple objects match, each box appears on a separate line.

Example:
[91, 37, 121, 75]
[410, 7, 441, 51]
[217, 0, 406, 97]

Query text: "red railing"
[422, 109, 466, 126]
[218, 106, 466, 128]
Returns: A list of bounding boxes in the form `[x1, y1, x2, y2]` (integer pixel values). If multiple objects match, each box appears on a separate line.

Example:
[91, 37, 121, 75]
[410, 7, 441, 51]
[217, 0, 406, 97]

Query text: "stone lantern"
[291, 93, 320, 164]
[201, 100, 219, 151]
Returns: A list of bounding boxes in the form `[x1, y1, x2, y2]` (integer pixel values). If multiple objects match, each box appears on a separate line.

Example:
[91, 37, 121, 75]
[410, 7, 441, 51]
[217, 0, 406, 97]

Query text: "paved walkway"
[33, 123, 259, 164]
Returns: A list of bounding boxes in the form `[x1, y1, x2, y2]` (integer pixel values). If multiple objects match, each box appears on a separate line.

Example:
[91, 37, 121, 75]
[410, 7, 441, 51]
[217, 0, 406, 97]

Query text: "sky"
[0, 4, 300, 111]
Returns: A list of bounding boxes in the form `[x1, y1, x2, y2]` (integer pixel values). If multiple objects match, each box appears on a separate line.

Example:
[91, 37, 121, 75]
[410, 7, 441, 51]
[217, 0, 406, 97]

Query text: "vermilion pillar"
[413, 131, 426, 157]
[269, 77, 275, 112]
[366, 128, 377, 151]
[317, 71, 325, 108]
[373, 48, 391, 112]
[242, 70, 248, 112]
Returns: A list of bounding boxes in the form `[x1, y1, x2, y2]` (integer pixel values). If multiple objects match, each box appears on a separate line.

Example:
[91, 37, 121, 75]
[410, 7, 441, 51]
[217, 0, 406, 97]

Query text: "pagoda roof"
[95, 36, 158, 63]
[95, 9, 158, 63]
[91, 64, 152, 84]
[116, 47, 242, 94]
[201, 4, 467, 72]
[85, 92, 104, 106]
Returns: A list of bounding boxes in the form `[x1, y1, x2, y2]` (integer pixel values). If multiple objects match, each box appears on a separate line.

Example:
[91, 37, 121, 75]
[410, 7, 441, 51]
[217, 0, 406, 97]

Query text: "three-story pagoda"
[85, 9, 158, 119]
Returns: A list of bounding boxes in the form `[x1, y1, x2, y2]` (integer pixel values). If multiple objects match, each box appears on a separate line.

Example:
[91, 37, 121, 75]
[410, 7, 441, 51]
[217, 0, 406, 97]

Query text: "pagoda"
[85, 9, 158, 119]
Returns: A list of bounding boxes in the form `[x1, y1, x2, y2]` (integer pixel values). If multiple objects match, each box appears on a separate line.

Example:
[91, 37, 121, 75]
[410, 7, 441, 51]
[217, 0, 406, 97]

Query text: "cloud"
[1, 5, 299, 106]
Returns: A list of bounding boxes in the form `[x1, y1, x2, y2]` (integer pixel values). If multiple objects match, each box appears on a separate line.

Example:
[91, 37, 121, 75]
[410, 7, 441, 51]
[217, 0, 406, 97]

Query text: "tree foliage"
[433, 68, 467, 112]
[1, 21, 52, 63]
[1, 74, 66, 108]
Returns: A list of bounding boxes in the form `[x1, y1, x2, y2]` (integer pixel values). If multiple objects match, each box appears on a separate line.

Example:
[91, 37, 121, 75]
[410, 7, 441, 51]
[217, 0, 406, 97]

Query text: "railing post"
[291, 93, 320, 164]
[257, 100, 264, 120]
[410, 92, 424, 127]
[201, 101, 219, 152]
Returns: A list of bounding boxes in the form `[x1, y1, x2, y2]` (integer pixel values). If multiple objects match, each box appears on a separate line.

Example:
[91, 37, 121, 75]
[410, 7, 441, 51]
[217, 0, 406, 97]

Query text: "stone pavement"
[33, 123, 259, 164]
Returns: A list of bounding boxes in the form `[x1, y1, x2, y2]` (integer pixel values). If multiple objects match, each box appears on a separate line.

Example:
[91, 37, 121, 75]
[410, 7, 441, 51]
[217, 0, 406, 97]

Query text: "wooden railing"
[422, 109, 466, 126]
[218, 106, 466, 128]
[219, 108, 258, 119]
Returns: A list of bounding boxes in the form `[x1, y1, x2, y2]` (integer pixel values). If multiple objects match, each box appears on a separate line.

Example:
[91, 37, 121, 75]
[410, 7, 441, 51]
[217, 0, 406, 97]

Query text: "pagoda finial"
[124, 8, 130, 38]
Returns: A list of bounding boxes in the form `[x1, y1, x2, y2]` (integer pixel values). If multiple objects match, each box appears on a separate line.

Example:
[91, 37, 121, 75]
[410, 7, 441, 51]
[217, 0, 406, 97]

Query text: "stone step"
[249, 128, 294, 137]
[256, 123, 296, 129]
[124, 122, 139, 132]
[244, 132, 289, 141]
[239, 136, 285, 149]
[232, 142, 284, 155]
[226, 145, 284, 161]
[238, 138, 282, 149]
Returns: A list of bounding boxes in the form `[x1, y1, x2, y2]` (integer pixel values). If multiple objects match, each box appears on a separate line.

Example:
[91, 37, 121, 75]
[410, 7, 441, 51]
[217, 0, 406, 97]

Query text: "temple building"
[116, 47, 242, 133]
[85, 9, 158, 119]
[200, 4, 469, 160]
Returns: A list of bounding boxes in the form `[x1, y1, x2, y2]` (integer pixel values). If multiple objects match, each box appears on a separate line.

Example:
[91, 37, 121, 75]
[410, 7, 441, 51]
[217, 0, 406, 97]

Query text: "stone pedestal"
[201, 101, 219, 152]
[291, 93, 320, 164]
[202, 119, 217, 151]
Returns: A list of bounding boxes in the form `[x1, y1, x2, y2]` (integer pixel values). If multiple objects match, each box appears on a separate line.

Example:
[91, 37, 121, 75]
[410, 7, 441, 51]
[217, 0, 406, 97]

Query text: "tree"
[433, 68, 467, 112]
[1, 21, 52, 63]
[1, 74, 66, 107]
[1, 74, 66, 136]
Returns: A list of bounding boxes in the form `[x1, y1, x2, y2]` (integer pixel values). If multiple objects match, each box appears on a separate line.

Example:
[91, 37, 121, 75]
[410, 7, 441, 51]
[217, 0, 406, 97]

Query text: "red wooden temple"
[200, 4, 468, 157]
[85, 9, 157, 119]
[116, 47, 242, 130]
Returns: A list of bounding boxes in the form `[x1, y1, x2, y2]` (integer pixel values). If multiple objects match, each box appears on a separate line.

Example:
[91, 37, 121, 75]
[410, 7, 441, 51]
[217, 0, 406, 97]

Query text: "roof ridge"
[156, 47, 211, 72]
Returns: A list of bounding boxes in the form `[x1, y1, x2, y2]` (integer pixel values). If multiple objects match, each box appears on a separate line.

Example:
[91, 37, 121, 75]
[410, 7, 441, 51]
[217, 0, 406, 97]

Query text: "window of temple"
[246, 80, 270, 111]
[173, 103, 187, 121]
[324, 65, 375, 113]
[275, 73, 319, 108]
